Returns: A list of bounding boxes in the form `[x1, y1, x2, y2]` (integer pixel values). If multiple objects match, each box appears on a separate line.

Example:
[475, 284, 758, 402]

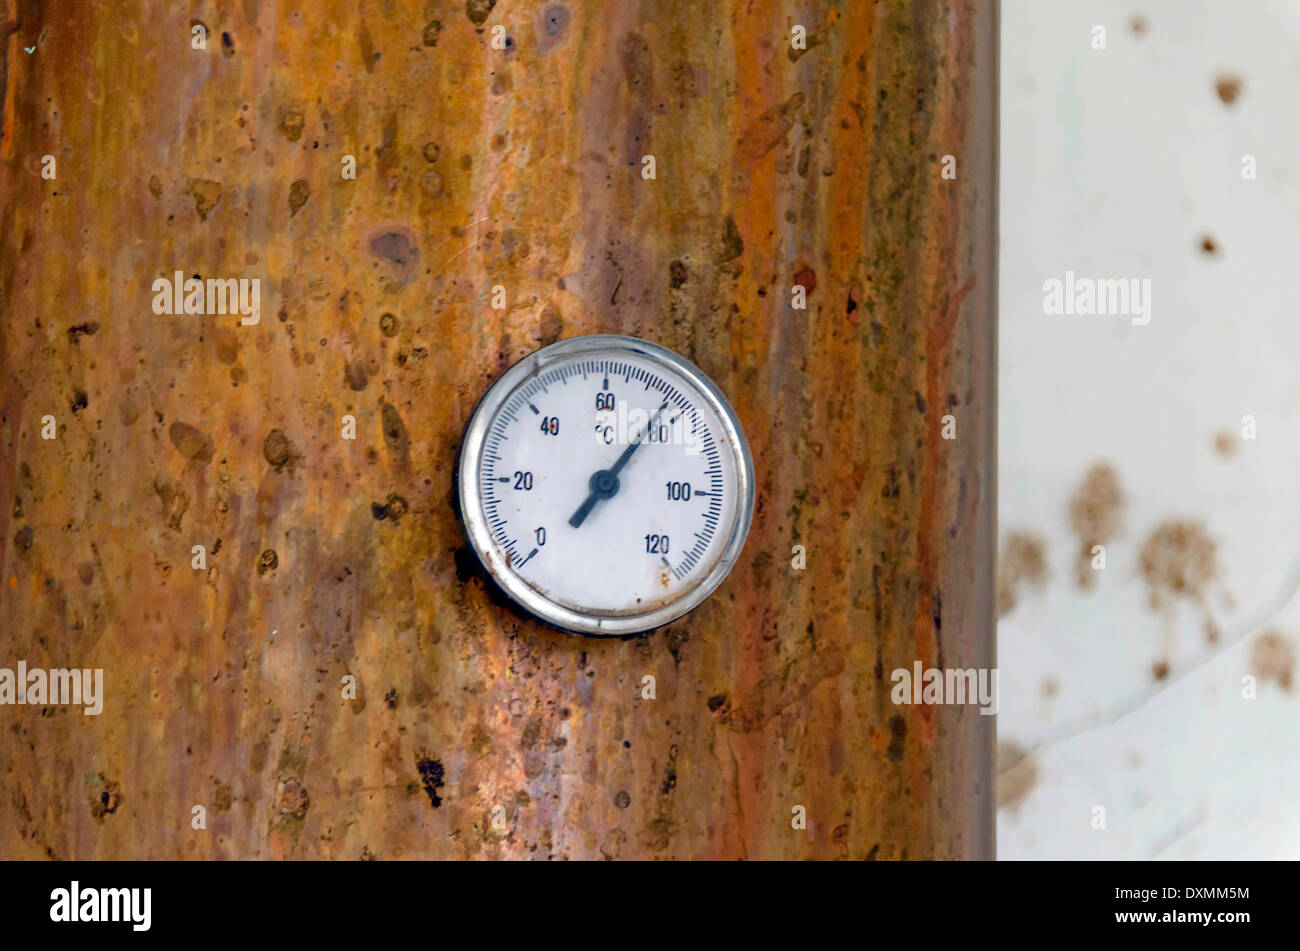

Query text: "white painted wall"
[998, 0, 1300, 858]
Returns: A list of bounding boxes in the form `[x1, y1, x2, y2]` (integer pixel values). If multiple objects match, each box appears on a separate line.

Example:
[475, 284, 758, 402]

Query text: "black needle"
[568, 401, 668, 529]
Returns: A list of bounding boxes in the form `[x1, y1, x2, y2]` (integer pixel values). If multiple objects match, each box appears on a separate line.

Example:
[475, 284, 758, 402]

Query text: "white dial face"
[459, 336, 753, 635]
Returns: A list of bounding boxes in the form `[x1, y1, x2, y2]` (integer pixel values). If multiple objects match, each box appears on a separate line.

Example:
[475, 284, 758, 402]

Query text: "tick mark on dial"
[528, 403, 539, 414]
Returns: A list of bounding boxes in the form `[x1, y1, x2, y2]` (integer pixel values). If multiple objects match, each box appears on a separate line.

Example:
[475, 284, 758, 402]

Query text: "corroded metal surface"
[1, 0, 995, 859]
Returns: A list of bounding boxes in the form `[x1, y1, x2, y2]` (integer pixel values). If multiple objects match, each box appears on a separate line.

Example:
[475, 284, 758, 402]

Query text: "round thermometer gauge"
[458, 335, 754, 636]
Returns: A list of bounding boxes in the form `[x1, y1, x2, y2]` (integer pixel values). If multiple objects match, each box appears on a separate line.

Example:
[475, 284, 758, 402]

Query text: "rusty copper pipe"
[0, 0, 996, 859]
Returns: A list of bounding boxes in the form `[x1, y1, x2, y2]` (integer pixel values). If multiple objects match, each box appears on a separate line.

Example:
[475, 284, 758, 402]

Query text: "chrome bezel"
[458, 334, 755, 636]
